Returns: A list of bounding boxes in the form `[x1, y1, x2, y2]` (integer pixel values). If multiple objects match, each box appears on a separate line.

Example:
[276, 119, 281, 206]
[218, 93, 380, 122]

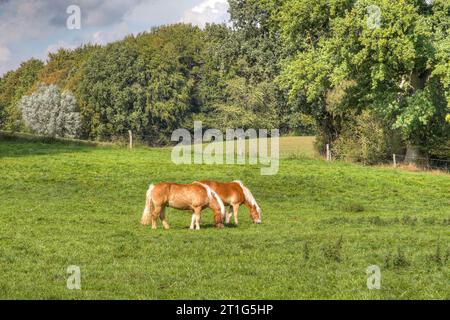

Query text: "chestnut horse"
[198, 180, 261, 225]
[140, 182, 225, 230]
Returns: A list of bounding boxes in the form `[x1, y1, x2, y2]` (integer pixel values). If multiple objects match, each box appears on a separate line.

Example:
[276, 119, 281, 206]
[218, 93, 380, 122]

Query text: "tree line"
[0, 0, 449, 162]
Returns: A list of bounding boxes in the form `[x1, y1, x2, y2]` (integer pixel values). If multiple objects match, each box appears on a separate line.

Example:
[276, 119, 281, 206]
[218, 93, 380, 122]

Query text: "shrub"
[18, 84, 81, 138]
[332, 111, 402, 164]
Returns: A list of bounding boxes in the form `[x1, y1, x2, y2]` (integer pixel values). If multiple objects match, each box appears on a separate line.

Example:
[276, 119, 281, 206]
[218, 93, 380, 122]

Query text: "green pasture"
[0, 136, 448, 299]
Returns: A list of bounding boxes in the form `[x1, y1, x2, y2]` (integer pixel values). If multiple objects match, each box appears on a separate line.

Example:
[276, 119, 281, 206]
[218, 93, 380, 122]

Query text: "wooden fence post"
[128, 130, 133, 149]
[393, 154, 397, 167]
[326, 144, 331, 161]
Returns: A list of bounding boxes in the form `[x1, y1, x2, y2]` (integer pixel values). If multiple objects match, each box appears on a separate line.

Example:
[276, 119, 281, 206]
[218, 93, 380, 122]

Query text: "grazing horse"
[140, 182, 225, 230]
[198, 180, 261, 225]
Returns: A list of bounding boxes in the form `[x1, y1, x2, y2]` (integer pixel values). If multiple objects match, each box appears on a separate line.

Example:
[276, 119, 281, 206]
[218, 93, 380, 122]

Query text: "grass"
[0, 136, 449, 299]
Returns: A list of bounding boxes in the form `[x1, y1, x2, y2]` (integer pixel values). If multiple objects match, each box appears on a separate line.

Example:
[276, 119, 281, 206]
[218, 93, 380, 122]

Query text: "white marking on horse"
[190, 213, 196, 230]
[193, 182, 225, 218]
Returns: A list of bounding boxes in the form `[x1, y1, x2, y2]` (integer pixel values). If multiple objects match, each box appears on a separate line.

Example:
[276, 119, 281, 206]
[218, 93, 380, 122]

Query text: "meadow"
[0, 136, 449, 299]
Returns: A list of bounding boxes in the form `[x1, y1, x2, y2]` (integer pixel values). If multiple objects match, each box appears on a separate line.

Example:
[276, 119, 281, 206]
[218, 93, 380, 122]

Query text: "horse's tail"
[140, 184, 154, 225]
[234, 180, 261, 216]
[194, 182, 225, 219]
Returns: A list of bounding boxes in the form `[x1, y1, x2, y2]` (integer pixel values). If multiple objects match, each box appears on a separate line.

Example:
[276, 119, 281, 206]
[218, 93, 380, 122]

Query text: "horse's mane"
[233, 180, 261, 215]
[193, 181, 225, 217]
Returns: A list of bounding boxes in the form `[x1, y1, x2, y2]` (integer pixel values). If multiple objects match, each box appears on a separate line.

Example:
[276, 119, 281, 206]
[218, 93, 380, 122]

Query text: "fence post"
[326, 144, 331, 161]
[128, 130, 133, 149]
[393, 154, 396, 167]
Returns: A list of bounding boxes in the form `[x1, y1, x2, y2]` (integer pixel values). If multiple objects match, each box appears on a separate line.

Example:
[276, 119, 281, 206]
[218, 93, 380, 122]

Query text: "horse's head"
[249, 204, 262, 224]
[210, 197, 225, 228]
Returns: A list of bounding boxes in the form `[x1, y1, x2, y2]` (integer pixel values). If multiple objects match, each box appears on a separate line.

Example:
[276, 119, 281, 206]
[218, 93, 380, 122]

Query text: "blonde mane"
[233, 180, 261, 215]
[193, 181, 225, 217]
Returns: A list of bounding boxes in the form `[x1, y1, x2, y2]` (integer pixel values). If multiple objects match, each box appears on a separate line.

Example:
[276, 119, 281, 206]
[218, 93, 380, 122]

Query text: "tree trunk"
[405, 145, 426, 166]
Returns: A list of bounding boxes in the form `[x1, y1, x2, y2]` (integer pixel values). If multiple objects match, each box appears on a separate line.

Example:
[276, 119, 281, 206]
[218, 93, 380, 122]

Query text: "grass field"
[0, 136, 449, 299]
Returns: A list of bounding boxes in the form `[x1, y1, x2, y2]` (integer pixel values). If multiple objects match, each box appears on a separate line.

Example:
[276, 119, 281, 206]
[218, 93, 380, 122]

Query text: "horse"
[140, 182, 225, 230]
[198, 180, 261, 225]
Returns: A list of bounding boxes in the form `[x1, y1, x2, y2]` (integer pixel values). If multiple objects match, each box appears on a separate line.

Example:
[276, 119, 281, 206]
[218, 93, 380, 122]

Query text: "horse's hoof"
[216, 223, 224, 229]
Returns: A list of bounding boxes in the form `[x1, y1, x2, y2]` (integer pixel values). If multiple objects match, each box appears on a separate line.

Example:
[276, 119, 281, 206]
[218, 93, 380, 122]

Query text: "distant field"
[278, 136, 316, 156]
[188, 135, 316, 158]
[0, 136, 449, 299]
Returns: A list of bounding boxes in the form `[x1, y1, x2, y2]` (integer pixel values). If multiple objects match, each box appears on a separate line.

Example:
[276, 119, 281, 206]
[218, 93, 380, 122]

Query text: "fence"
[0, 130, 166, 149]
[393, 154, 450, 172]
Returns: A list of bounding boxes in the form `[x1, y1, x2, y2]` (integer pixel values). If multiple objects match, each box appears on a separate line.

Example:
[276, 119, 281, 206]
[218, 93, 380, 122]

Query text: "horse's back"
[199, 180, 245, 205]
[153, 181, 209, 209]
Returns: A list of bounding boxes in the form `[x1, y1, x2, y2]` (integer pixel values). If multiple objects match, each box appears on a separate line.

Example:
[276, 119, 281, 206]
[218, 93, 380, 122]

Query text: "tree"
[77, 39, 149, 140]
[277, 0, 449, 156]
[0, 59, 44, 130]
[18, 84, 81, 138]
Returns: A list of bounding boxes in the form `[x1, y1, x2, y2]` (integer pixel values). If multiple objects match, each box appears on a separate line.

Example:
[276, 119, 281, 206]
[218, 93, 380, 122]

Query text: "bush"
[332, 111, 402, 165]
[18, 84, 81, 138]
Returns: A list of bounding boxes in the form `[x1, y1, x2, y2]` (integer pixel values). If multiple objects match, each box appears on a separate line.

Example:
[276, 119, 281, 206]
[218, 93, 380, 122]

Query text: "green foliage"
[0, 21, 301, 143]
[1, 0, 448, 159]
[0, 59, 44, 130]
[277, 0, 450, 157]
[199, 78, 279, 129]
[77, 39, 149, 140]
[38, 45, 101, 90]
[332, 111, 402, 164]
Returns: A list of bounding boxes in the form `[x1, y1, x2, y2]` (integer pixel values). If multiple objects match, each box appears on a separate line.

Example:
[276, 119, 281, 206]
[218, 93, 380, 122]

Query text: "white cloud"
[0, 0, 230, 76]
[89, 22, 130, 45]
[0, 46, 11, 62]
[124, 0, 199, 29]
[181, 0, 229, 28]
[81, 0, 142, 27]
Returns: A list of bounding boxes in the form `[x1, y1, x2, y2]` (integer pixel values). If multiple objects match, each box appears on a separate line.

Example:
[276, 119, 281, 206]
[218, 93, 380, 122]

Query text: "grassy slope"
[0, 137, 448, 299]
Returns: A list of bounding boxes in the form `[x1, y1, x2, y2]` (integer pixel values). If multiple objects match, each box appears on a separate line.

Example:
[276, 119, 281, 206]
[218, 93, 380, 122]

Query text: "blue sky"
[0, 0, 230, 75]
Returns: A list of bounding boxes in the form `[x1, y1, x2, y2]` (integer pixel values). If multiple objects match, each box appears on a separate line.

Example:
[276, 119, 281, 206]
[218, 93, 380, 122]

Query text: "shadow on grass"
[0, 133, 100, 158]
[177, 223, 239, 230]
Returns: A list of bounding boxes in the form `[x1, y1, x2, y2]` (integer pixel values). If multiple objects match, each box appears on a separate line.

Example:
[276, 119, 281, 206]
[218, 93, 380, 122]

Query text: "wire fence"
[3, 130, 450, 173]
[0, 129, 282, 149]
[393, 154, 450, 172]
[0, 130, 169, 147]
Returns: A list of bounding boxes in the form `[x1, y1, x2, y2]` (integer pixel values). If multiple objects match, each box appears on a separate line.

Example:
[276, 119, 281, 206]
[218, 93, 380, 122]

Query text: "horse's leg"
[189, 212, 196, 230]
[232, 204, 239, 225]
[193, 207, 202, 230]
[159, 206, 169, 230]
[225, 206, 233, 224]
[152, 205, 162, 229]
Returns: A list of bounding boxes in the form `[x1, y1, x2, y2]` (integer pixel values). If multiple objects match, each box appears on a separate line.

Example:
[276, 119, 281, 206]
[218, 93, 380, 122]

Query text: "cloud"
[0, 0, 141, 45]
[0, 0, 231, 76]
[0, 46, 11, 62]
[89, 22, 130, 45]
[124, 0, 200, 28]
[181, 0, 229, 27]
[80, 0, 143, 27]
[0, 1, 60, 45]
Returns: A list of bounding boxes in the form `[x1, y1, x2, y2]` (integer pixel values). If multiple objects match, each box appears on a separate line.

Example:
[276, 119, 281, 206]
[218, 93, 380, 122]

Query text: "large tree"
[277, 0, 449, 156]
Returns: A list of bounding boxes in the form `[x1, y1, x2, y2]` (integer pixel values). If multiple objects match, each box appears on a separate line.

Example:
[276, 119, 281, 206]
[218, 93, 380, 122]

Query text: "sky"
[0, 0, 230, 76]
